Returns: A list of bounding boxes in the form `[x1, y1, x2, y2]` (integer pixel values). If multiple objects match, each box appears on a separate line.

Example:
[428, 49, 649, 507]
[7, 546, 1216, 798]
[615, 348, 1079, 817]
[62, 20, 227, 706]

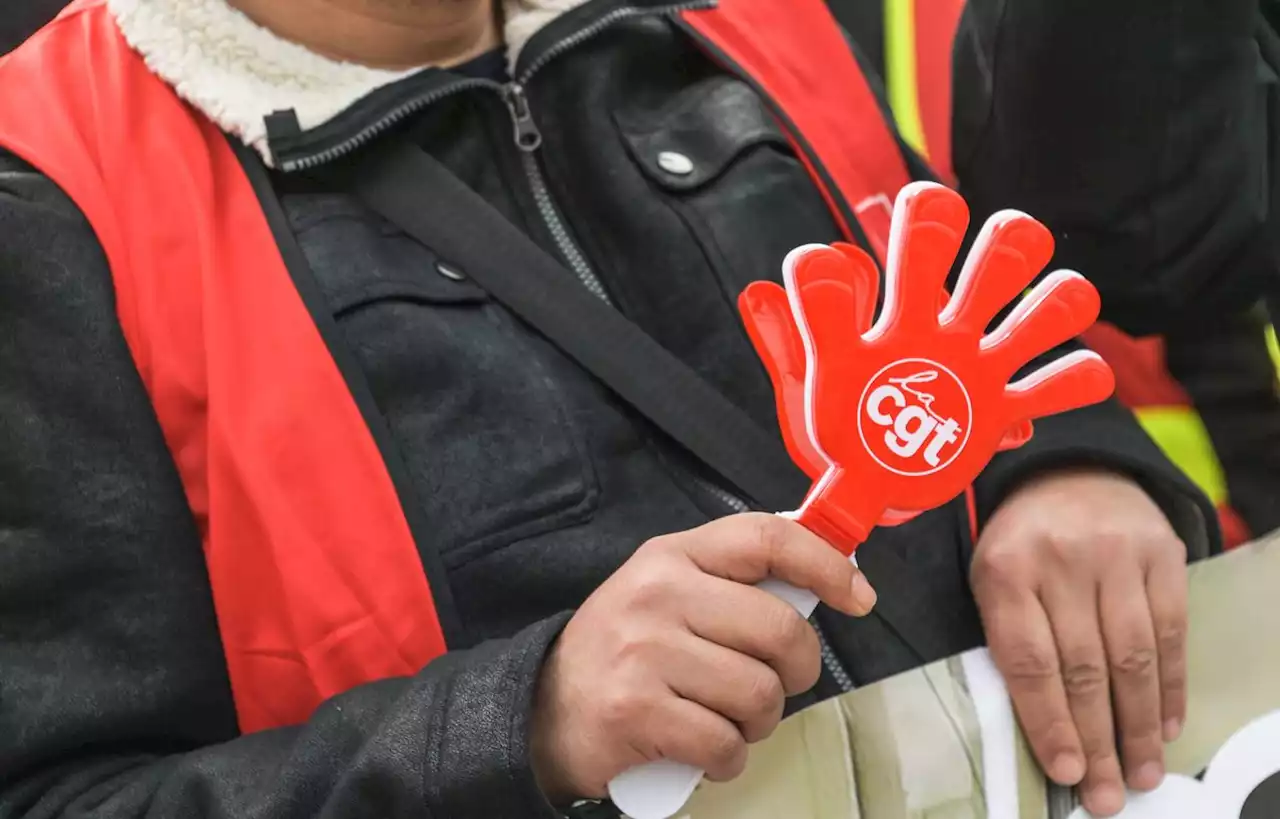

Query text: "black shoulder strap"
[350, 139, 809, 513]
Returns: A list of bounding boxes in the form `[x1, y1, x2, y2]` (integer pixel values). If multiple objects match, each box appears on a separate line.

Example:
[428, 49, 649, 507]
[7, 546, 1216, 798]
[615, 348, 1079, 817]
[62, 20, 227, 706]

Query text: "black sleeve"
[0, 154, 566, 819]
[952, 0, 1274, 336]
[0, 0, 64, 55]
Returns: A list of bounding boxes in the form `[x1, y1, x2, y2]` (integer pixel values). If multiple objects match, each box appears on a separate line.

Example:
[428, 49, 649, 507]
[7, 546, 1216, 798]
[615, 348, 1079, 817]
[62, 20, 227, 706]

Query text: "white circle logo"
[856, 358, 973, 477]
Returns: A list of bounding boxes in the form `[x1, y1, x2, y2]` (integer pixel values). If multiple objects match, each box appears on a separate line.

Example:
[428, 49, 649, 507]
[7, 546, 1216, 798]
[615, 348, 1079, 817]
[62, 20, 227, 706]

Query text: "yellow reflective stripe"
[1266, 324, 1280, 376]
[1133, 406, 1229, 506]
[884, 0, 929, 158]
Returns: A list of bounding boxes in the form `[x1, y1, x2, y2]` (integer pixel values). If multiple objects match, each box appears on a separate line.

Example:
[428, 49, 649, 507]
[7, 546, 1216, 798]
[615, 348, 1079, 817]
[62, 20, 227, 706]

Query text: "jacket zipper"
[510, 2, 855, 691]
[470, 1, 714, 301]
[276, 2, 713, 174]
[501, 84, 612, 303]
[280, 2, 712, 297]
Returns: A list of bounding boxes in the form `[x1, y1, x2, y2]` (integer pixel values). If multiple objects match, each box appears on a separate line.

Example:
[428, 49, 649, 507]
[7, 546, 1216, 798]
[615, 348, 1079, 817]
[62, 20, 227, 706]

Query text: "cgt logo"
[856, 358, 972, 477]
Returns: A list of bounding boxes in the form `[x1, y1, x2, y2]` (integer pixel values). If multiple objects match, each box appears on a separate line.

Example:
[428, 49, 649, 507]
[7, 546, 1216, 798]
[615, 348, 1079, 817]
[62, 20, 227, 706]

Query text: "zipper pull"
[503, 84, 544, 152]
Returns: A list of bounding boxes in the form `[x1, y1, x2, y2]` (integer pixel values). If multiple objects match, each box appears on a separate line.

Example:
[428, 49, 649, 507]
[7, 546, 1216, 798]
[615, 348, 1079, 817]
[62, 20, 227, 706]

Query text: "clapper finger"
[739, 281, 824, 478]
[873, 182, 969, 337]
[981, 270, 1101, 379]
[1002, 350, 1116, 426]
[941, 210, 1055, 334]
[783, 243, 876, 382]
[831, 241, 880, 332]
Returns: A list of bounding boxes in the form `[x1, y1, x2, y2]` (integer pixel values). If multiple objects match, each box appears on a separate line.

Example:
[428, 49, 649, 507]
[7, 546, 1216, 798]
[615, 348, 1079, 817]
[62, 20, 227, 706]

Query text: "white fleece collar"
[106, 0, 588, 164]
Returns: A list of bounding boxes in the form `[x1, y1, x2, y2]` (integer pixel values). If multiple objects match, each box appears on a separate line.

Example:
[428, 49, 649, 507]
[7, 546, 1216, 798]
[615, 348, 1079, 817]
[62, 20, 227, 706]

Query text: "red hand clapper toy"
[608, 182, 1116, 819]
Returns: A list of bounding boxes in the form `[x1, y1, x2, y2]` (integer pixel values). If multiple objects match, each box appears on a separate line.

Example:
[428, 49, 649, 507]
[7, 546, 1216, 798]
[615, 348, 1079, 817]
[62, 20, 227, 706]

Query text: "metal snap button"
[657, 151, 695, 176]
[436, 262, 466, 282]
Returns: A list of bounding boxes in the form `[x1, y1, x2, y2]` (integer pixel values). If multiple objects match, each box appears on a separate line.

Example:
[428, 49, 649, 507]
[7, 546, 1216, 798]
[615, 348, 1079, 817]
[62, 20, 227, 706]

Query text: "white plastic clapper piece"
[605, 550, 853, 819]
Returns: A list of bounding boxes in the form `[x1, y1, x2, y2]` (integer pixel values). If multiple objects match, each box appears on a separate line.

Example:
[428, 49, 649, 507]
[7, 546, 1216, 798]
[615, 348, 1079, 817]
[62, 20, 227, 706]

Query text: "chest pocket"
[614, 76, 844, 296]
[284, 194, 600, 568]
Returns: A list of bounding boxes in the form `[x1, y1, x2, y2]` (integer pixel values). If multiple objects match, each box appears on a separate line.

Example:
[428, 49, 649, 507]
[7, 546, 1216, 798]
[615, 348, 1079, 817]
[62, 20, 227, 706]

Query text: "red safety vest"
[0, 0, 918, 732]
[882, 0, 966, 186]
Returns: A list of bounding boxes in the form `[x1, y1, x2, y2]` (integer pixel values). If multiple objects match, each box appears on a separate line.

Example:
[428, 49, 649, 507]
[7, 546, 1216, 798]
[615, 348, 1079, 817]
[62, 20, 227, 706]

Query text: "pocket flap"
[616, 77, 790, 193]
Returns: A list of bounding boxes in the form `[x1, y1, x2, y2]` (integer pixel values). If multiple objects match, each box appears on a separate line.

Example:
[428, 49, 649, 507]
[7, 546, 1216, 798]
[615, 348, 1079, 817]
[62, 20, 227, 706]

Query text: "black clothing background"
[0, 0, 64, 54]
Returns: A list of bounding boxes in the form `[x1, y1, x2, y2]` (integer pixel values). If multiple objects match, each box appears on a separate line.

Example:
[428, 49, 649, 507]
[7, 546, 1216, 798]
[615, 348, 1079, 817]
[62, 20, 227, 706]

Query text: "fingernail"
[1086, 783, 1126, 817]
[1131, 762, 1164, 791]
[1050, 754, 1085, 785]
[850, 574, 877, 615]
[1163, 718, 1183, 743]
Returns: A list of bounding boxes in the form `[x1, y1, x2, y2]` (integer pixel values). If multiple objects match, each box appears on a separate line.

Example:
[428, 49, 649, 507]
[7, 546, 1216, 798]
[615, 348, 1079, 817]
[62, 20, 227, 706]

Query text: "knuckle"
[1112, 646, 1157, 679]
[745, 513, 790, 561]
[1084, 741, 1121, 768]
[597, 687, 649, 735]
[624, 563, 677, 611]
[762, 607, 809, 652]
[611, 628, 657, 668]
[703, 726, 746, 774]
[636, 532, 679, 560]
[972, 545, 1032, 591]
[787, 639, 823, 694]
[999, 643, 1059, 682]
[1154, 623, 1186, 656]
[742, 672, 785, 719]
[1062, 661, 1109, 698]
[1042, 529, 1097, 564]
[1031, 716, 1078, 749]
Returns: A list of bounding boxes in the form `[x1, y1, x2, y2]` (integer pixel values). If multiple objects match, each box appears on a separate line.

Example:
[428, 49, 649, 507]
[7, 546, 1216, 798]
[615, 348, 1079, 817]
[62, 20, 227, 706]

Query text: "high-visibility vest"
[0, 0, 920, 732]
[882, 0, 965, 186]
[864, 0, 1260, 547]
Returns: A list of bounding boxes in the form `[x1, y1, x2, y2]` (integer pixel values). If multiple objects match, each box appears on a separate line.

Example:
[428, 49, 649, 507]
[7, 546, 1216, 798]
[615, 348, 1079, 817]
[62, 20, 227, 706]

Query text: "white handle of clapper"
[606, 524, 858, 819]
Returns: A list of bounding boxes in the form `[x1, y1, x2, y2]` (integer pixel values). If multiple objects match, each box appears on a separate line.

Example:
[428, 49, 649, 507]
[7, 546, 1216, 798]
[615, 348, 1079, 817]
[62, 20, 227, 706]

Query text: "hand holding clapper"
[607, 182, 1116, 819]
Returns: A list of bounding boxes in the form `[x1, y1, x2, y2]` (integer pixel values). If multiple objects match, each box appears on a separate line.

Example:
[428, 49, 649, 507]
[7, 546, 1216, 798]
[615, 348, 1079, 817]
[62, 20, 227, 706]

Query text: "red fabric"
[683, 0, 912, 266]
[912, 0, 966, 186]
[1218, 505, 1252, 550]
[0, 0, 448, 733]
[1080, 323, 1192, 408]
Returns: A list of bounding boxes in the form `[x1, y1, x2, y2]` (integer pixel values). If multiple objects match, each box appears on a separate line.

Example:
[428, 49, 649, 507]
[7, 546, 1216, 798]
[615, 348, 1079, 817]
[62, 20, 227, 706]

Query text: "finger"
[941, 211, 1054, 332]
[739, 282, 825, 479]
[1099, 562, 1165, 792]
[679, 514, 875, 616]
[981, 270, 1102, 379]
[664, 631, 787, 743]
[831, 241, 880, 331]
[1146, 545, 1189, 743]
[647, 696, 749, 783]
[1002, 349, 1116, 427]
[1041, 578, 1126, 817]
[979, 579, 1084, 787]
[784, 243, 877, 381]
[875, 182, 969, 337]
[683, 576, 823, 696]
[785, 242, 881, 464]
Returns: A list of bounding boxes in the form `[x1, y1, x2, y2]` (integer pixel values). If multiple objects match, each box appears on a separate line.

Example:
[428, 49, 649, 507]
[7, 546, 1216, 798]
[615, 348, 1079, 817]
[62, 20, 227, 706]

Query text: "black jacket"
[0, 0, 64, 55]
[952, 0, 1280, 537]
[0, 2, 1215, 817]
[953, 0, 1278, 336]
